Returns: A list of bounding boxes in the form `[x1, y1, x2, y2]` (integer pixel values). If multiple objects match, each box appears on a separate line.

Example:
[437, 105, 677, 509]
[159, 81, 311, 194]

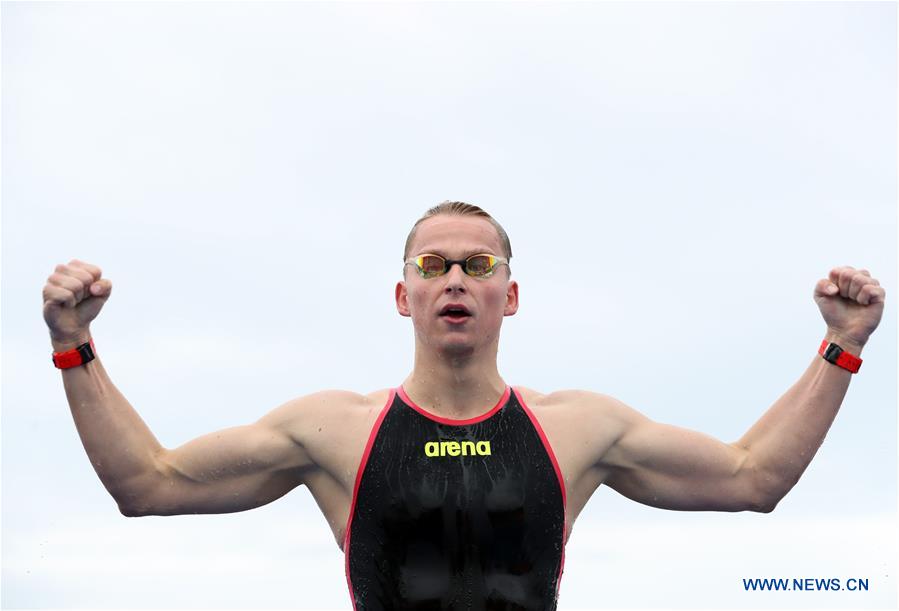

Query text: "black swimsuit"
[344, 386, 567, 610]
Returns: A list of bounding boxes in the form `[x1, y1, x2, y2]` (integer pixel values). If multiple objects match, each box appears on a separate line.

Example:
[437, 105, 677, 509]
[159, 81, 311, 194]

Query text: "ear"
[504, 280, 519, 316]
[395, 280, 411, 317]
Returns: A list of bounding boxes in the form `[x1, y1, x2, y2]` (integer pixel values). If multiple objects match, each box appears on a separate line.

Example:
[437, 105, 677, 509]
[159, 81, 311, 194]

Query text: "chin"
[438, 341, 476, 359]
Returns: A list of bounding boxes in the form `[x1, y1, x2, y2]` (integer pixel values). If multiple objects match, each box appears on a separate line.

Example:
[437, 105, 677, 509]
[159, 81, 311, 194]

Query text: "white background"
[2, 1, 896, 609]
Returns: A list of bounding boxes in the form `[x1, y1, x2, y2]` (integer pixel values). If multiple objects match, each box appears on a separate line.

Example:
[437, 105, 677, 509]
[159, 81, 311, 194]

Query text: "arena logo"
[424, 440, 491, 457]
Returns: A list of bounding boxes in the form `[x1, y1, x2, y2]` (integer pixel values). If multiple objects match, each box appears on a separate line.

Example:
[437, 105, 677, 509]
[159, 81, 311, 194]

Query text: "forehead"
[409, 215, 503, 256]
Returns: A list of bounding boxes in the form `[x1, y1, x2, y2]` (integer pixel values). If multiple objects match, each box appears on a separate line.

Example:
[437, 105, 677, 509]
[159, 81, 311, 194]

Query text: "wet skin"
[292, 385, 609, 551]
[48, 213, 885, 607]
[141, 216, 775, 553]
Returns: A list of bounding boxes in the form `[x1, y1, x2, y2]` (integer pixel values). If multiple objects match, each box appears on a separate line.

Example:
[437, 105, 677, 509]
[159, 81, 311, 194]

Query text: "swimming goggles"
[404, 253, 509, 279]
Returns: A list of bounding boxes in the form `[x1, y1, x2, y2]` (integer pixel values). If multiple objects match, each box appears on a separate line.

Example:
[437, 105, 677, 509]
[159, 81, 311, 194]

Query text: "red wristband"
[52, 338, 96, 369]
[818, 339, 862, 373]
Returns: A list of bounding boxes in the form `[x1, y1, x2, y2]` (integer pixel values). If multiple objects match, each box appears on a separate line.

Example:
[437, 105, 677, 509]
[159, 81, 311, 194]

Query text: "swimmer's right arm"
[43, 259, 315, 517]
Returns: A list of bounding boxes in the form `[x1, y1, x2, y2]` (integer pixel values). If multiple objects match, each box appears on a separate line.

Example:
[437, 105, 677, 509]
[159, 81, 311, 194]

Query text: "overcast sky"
[2, 1, 896, 609]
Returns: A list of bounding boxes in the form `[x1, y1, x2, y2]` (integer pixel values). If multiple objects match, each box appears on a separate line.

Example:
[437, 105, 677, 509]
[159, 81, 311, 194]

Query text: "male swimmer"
[43, 201, 886, 610]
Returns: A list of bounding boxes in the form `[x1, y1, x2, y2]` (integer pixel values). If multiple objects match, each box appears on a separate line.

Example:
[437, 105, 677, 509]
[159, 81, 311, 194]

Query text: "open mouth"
[439, 304, 472, 322]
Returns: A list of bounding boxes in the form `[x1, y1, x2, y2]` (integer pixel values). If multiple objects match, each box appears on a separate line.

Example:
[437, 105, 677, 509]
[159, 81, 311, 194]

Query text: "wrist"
[823, 330, 865, 357]
[50, 331, 92, 353]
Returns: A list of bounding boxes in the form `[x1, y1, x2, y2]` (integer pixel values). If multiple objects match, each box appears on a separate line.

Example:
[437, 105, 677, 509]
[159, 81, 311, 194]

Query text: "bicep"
[125, 401, 314, 516]
[598, 400, 765, 512]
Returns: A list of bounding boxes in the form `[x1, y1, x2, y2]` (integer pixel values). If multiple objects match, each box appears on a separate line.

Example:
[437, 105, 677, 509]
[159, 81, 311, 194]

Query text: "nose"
[443, 262, 467, 294]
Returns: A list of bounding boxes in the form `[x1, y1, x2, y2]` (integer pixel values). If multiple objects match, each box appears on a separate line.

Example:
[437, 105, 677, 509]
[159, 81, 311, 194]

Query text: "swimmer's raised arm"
[125, 397, 318, 516]
[42, 259, 316, 517]
[588, 266, 885, 513]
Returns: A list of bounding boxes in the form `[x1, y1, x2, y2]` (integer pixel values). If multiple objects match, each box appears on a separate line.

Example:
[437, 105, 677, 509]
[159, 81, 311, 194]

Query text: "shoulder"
[514, 386, 645, 437]
[513, 387, 656, 475]
[514, 386, 624, 412]
[257, 388, 394, 441]
[273, 388, 393, 413]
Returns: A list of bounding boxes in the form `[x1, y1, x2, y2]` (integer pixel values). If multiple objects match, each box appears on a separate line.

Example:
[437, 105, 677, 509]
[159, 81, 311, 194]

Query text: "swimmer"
[42, 201, 886, 610]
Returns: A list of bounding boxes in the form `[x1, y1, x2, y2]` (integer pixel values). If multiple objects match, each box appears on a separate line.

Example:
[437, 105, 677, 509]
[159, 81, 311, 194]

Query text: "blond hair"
[403, 201, 512, 262]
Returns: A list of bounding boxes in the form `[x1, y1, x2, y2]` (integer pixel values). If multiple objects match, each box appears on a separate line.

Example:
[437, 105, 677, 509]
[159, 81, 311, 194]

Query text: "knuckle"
[61, 276, 82, 295]
[72, 268, 93, 283]
[71, 259, 101, 276]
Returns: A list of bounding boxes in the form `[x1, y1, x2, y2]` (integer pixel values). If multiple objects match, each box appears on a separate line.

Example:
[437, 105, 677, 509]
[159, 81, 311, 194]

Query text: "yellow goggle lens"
[414, 254, 499, 278]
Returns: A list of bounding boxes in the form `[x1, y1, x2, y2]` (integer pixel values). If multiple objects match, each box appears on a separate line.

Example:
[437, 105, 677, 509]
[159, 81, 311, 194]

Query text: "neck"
[402, 341, 507, 420]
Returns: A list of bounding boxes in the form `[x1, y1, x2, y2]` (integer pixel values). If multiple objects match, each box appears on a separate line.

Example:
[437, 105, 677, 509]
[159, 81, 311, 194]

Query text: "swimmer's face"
[396, 215, 519, 356]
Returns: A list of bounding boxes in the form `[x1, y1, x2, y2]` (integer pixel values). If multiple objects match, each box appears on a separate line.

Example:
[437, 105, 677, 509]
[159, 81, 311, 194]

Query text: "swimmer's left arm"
[595, 266, 885, 513]
[591, 395, 769, 512]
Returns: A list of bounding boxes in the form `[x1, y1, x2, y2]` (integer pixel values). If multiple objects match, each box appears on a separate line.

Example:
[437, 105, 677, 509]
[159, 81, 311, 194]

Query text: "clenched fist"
[814, 265, 886, 350]
[43, 259, 112, 345]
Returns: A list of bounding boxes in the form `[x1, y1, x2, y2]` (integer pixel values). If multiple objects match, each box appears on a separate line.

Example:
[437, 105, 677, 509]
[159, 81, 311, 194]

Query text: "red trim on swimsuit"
[343, 388, 396, 611]
[397, 384, 511, 425]
[512, 386, 569, 601]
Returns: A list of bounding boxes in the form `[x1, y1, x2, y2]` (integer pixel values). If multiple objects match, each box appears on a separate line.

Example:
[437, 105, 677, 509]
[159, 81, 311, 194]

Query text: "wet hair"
[403, 201, 513, 262]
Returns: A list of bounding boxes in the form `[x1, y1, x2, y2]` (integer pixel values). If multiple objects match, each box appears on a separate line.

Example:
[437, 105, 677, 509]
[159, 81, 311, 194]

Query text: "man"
[43, 201, 886, 610]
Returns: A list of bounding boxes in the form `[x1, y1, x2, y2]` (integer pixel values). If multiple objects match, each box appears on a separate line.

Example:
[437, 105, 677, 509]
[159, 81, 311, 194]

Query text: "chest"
[302, 387, 610, 548]
[355, 398, 564, 524]
[345, 395, 567, 609]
